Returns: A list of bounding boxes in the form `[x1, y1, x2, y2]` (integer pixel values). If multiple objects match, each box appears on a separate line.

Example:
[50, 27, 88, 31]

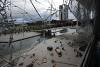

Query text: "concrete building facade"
[59, 4, 68, 20]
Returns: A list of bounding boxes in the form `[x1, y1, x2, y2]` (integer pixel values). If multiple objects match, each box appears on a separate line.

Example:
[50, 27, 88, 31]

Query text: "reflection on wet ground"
[0, 26, 93, 67]
[16, 27, 91, 67]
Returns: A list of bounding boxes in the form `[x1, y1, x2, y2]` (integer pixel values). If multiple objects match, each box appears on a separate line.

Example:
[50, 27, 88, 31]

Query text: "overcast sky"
[6, 0, 76, 23]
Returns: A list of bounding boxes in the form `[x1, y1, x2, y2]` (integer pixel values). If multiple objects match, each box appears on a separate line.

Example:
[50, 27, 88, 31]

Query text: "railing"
[79, 35, 95, 67]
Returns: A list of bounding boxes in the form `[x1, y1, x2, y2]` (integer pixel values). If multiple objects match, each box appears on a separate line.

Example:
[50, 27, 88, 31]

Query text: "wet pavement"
[0, 26, 93, 67]
[16, 31, 83, 67]
[0, 32, 40, 42]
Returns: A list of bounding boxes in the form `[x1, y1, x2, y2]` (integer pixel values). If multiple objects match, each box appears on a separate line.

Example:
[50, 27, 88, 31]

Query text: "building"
[59, 4, 68, 20]
[59, 5, 63, 20]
